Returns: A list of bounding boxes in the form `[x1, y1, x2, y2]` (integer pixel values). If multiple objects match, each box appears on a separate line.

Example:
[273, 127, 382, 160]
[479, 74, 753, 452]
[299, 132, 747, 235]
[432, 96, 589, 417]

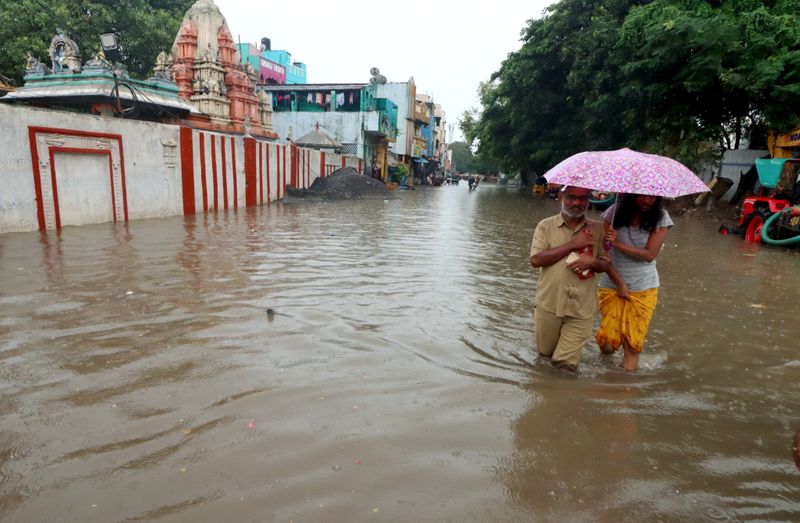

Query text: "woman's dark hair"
[612, 194, 664, 232]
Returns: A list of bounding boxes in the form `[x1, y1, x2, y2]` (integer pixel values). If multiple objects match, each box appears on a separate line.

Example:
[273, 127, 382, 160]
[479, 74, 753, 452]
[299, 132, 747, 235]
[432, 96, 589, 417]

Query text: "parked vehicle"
[719, 158, 800, 244]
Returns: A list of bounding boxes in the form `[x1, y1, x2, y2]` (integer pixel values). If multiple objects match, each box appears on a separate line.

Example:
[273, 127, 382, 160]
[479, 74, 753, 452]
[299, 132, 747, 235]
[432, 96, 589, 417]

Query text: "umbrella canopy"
[544, 148, 709, 197]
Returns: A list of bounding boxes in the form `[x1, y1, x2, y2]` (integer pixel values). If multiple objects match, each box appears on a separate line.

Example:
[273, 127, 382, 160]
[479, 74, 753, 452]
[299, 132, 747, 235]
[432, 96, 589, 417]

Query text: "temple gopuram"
[170, 0, 275, 138]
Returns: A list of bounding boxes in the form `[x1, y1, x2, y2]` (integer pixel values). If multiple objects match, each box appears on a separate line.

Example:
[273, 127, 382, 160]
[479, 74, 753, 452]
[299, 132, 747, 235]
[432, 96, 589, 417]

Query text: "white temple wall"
[0, 103, 363, 235]
[0, 104, 183, 233]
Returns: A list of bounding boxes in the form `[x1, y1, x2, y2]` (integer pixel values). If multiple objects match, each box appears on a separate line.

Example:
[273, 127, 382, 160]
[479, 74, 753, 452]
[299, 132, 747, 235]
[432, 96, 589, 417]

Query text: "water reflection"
[0, 184, 798, 521]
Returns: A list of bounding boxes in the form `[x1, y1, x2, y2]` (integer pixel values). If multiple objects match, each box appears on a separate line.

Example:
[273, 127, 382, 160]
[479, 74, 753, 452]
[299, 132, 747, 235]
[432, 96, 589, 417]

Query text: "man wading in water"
[529, 186, 624, 371]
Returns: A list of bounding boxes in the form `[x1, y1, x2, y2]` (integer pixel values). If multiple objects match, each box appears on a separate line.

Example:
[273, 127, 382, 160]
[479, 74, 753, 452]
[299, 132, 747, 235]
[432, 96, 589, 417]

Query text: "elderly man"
[530, 186, 618, 371]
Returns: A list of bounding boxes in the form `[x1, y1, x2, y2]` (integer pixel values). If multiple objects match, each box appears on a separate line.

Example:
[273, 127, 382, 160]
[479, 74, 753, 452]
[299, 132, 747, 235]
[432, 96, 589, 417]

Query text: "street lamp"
[99, 32, 121, 63]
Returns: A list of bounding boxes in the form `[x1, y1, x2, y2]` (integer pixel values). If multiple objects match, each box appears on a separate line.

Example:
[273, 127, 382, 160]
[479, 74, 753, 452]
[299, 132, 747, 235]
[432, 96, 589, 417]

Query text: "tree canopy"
[448, 140, 500, 174]
[465, 0, 800, 181]
[0, 0, 193, 84]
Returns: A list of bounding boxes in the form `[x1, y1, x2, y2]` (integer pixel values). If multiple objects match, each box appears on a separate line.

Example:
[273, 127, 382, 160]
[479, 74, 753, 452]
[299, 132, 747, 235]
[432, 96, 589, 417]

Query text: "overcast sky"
[215, 0, 553, 141]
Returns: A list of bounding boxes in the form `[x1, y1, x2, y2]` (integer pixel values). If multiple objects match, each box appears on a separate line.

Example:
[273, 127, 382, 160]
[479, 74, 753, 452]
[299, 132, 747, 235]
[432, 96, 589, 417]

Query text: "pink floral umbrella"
[543, 148, 709, 197]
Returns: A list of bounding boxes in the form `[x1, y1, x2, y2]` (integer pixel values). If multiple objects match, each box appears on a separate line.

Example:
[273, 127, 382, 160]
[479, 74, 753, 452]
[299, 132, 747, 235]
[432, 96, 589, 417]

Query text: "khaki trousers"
[534, 307, 594, 369]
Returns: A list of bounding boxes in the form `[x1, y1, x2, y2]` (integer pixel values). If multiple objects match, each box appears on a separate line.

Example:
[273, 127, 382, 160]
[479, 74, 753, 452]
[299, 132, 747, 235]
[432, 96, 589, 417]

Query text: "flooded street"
[1, 184, 798, 522]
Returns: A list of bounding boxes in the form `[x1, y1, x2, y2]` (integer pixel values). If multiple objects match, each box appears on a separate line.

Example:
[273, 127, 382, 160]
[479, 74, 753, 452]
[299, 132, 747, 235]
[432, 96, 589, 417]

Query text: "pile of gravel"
[288, 167, 392, 201]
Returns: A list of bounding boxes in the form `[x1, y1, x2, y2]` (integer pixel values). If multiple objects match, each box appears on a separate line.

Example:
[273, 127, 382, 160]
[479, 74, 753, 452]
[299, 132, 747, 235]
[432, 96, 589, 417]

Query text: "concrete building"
[257, 82, 401, 180]
[235, 41, 307, 85]
[433, 103, 447, 163]
[236, 43, 286, 84]
[264, 50, 307, 85]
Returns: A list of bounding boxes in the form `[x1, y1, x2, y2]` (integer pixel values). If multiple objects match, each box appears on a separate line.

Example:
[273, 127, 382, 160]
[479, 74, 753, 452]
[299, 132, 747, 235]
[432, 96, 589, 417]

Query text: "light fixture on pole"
[99, 32, 121, 63]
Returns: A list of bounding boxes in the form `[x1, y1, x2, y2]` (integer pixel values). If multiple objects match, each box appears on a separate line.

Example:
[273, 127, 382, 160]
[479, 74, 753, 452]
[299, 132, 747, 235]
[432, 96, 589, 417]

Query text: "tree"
[470, 0, 800, 181]
[617, 0, 800, 155]
[469, 0, 643, 182]
[0, 0, 193, 85]
[449, 141, 473, 173]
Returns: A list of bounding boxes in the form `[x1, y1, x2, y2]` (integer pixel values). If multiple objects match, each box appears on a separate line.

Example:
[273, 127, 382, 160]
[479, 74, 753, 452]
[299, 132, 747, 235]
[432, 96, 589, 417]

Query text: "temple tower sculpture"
[168, 0, 272, 133]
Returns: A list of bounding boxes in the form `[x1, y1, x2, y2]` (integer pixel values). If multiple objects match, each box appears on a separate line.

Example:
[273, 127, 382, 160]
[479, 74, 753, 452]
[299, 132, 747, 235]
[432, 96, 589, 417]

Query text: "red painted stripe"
[199, 133, 208, 212]
[258, 142, 263, 204]
[107, 154, 116, 222]
[221, 138, 228, 210]
[266, 143, 271, 204]
[282, 145, 286, 199]
[290, 144, 297, 188]
[28, 128, 46, 231]
[244, 137, 256, 207]
[29, 126, 121, 140]
[341, 155, 346, 168]
[320, 151, 326, 179]
[276, 144, 281, 200]
[231, 137, 238, 209]
[211, 135, 219, 210]
[47, 149, 61, 229]
[118, 137, 128, 221]
[179, 127, 195, 215]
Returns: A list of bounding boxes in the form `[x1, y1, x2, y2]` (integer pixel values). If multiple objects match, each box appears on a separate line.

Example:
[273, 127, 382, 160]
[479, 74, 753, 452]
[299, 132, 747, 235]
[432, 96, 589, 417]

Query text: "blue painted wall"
[265, 50, 307, 84]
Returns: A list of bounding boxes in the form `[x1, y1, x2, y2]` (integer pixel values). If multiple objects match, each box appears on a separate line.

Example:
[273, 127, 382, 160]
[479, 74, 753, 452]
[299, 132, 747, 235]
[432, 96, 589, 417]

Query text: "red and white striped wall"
[2, 101, 369, 233]
[179, 127, 363, 214]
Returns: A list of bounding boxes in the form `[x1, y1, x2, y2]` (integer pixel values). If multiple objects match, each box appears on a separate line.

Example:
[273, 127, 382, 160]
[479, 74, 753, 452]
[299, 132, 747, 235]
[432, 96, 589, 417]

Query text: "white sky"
[215, 0, 553, 141]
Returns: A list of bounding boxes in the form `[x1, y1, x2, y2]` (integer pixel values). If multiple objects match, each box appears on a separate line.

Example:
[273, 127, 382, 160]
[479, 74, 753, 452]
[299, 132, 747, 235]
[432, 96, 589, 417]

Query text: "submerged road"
[1, 183, 798, 521]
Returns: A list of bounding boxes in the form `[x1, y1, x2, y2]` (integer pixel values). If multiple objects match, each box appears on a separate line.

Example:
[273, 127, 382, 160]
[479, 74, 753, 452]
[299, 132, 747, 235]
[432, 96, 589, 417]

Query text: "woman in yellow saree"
[597, 194, 673, 371]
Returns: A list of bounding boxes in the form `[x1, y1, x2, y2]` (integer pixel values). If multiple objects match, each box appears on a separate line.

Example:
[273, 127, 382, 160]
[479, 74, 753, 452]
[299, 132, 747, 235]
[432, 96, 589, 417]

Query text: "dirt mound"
[302, 167, 391, 200]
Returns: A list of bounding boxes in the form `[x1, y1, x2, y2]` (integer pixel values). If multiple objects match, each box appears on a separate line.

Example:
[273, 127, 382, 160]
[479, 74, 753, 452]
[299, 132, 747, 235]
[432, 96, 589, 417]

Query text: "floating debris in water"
[247, 419, 256, 429]
[266, 308, 275, 320]
[748, 303, 767, 309]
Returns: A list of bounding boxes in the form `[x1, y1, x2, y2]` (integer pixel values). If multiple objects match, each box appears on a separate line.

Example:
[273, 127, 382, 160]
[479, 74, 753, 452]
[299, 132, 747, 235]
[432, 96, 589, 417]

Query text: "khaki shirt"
[530, 214, 608, 319]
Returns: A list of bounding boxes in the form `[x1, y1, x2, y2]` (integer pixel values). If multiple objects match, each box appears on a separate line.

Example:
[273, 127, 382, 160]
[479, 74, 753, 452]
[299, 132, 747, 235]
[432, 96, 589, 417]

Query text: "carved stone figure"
[83, 53, 105, 71]
[49, 33, 82, 73]
[152, 50, 174, 80]
[208, 77, 219, 95]
[25, 53, 49, 75]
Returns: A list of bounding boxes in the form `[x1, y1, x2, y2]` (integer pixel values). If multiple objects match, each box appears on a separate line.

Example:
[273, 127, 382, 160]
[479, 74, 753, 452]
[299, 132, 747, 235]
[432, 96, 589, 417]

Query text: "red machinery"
[719, 158, 800, 243]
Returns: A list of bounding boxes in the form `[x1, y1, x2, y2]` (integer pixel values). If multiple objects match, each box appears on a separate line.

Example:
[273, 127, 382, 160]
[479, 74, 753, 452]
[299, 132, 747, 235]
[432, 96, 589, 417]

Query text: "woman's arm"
[609, 226, 669, 262]
[605, 263, 629, 298]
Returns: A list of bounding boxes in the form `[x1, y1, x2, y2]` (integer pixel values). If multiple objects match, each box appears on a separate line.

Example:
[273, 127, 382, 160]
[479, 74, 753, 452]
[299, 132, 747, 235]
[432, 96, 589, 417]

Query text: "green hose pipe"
[762, 207, 800, 246]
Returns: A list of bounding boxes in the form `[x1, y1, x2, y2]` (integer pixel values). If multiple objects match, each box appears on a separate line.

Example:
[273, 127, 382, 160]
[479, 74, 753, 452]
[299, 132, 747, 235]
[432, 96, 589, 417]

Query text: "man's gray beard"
[561, 204, 585, 219]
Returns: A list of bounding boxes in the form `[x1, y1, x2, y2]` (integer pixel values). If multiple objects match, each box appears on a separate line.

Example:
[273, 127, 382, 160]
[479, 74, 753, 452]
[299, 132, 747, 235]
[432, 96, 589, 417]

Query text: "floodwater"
[1, 183, 798, 522]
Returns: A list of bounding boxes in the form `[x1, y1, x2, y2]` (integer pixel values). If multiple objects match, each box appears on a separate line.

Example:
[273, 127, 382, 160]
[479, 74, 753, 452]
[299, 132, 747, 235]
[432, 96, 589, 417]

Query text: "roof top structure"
[293, 122, 342, 151]
[0, 33, 193, 119]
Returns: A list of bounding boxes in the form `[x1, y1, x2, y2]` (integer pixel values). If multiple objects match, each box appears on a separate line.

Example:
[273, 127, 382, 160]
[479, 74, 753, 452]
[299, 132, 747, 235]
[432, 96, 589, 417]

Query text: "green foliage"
[470, 0, 800, 179]
[0, 0, 193, 84]
[448, 140, 500, 174]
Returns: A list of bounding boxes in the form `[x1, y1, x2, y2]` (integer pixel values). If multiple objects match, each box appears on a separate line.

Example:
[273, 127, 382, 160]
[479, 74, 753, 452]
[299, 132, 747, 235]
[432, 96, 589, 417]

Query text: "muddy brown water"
[1, 184, 798, 522]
